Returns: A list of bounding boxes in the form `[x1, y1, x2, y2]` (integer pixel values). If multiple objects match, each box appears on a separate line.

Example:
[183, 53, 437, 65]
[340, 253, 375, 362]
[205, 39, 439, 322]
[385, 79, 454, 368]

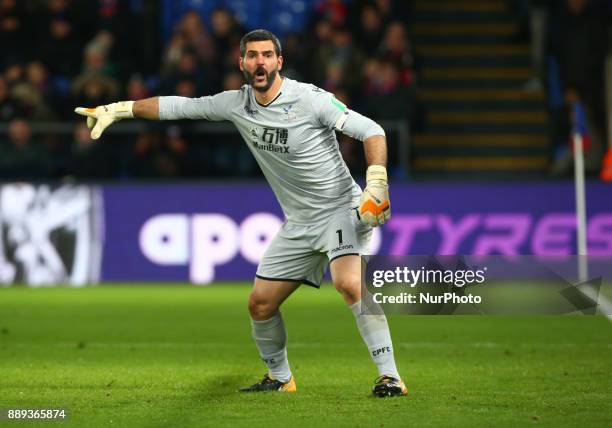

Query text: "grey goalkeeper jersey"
[159, 77, 385, 224]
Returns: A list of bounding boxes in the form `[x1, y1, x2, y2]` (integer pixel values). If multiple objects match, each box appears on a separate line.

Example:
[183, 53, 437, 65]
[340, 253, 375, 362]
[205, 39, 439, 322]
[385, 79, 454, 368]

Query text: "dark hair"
[239, 29, 282, 58]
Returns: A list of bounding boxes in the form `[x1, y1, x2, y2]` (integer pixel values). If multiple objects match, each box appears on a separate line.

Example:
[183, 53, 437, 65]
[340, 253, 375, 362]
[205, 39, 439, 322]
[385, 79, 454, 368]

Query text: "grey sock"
[351, 300, 400, 379]
[251, 312, 292, 382]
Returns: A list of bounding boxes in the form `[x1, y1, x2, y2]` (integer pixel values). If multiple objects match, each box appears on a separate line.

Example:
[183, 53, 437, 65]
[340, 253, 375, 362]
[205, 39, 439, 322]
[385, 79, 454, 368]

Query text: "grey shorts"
[256, 207, 372, 288]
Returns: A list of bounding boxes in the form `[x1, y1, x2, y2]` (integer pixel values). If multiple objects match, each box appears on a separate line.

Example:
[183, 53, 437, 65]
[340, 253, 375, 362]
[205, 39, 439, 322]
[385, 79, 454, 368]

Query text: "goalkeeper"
[75, 29, 405, 398]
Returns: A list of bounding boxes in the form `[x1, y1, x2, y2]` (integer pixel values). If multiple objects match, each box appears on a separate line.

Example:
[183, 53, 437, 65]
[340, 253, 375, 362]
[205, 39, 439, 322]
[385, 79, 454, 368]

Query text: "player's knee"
[333, 277, 361, 302]
[247, 293, 278, 320]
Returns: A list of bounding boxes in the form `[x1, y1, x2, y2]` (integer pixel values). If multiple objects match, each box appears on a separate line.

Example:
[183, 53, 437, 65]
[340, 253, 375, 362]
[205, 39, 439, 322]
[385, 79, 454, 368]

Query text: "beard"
[243, 66, 278, 93]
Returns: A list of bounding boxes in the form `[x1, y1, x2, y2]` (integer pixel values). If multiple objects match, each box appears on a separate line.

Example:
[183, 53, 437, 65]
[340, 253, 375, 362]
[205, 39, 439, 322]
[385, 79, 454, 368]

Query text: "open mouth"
[254, 68, 266, 82]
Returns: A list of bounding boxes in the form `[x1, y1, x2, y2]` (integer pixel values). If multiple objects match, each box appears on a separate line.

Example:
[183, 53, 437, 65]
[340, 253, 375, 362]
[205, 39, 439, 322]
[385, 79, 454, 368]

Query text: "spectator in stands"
[174, 79, 197, 98]
[160, 49, 208, 96]
[126, 74, 151, 101]
[129, 128, 191, 178]
[69, 122, 116, 179]
[367, 0, 412, 28]
[163, 11, 219, 91]
[0, 2, 423, 180]
[549, 0, 609, 174]
[307, 18, 333, 83]
[377, 21, 416, 87]
[129, 130, 164, 178]
[0, 76, 22, 121]
[3, 62, 23, 87]
[40, 133, 69, 179]
[313, 0, 348, 28]
[3, 63, 51, 120]
[353, 3, 385, 54]
[36, 0, 82, 77]
[81, 31, 118, 77]
[88, 0, 136, 79]
[71, 34, 121, 108]
[222, 41, 244, 81]
[9, 62, 57, 121]
[210, 8, 244, 76]
[311, 25, 366, 98]
[95, 0, 132, 36]
[25, 62, 54, 105]
[551, 0, 608, 124]
[222, 71, 244, 91]
[0, 0, 29, 68]
[177, 10, 217, 66]
[162, 32, 187, 75]
[71, 74, 118, 110]
[163, 125, 193, 177]
[322, 60, 345, 93]
[11, 82, 55, 122]
[279, 33, 308, 81]
[362, 55, 417, 126]
[2, 118, 49, 179]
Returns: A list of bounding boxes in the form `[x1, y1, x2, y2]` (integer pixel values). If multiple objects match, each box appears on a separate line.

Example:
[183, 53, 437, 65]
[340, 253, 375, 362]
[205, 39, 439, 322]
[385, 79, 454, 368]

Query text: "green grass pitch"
[1, 284, 612, 427]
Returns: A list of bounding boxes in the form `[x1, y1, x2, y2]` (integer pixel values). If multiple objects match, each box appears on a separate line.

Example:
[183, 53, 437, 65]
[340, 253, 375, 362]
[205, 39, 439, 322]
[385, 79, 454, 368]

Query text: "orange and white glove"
[359, 165, 391, 227]
[74, 101, 134, 139]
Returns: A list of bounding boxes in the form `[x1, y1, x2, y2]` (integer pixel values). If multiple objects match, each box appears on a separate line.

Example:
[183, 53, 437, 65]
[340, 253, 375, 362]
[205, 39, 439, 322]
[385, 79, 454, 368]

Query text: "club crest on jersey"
[282, 104, 297, 122]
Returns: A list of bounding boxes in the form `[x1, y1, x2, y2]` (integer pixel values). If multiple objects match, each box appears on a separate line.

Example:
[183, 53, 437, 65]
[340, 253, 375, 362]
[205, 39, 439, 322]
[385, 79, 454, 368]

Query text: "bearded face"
[240, 40, 283, 93]
[242, 65, 279, 93]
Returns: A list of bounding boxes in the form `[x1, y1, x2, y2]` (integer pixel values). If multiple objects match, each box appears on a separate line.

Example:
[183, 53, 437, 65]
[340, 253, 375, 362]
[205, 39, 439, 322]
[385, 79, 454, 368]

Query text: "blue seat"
[265, 0, 314, 36]
[224, 0, 264, 29]
[161, 0, 316, 42]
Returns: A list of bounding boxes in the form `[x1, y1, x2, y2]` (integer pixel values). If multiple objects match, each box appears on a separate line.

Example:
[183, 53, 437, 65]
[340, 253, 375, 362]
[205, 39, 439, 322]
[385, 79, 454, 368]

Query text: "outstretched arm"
[75, 92, 234, 139]
[133, 97, 160, 119]
[74, 97, 161, 140]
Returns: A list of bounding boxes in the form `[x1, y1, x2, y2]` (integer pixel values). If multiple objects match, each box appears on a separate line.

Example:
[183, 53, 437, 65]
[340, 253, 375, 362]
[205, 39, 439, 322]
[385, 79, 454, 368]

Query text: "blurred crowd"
[543, 0, 611, 176]
[0, 0, 417, 180]
[0, 0, 610, 181]
[509, 0, 611, 176]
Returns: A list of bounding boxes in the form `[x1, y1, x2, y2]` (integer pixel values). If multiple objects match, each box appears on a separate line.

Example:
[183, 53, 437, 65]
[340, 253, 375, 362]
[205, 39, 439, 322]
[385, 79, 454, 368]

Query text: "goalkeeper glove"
[74, 101, 134, 140]
[359, 165, 391, 227]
